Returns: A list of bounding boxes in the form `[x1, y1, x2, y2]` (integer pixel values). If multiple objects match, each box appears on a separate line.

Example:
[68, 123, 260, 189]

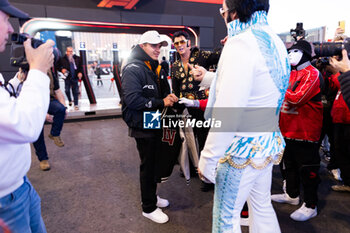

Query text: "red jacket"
[330, 73, 350, 124]
[280, 64, 323, 142]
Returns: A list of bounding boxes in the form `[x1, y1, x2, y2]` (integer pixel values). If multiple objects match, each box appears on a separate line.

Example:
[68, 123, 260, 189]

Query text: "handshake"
[163, 94, 178, 107]
[163, 64, 208, 108]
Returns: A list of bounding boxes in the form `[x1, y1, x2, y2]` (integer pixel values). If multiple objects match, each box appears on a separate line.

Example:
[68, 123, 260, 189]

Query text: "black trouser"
[96, 75, 103, 86]
[319, 108, 336, 170]
[188, 108, 209, 152]
[284, 139, 321, 208]
[64, 78, 79, 106]
[333, 124, 350, 186]
[279, 157, 287, 181]
[135, 137, 158, 213]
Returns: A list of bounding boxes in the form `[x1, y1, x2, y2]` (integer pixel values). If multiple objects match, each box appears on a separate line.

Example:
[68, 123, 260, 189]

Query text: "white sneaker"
[157, 196, 169, 208]
[271, 193, 299, 205]
[290, 203, 317, 221]
[240, 217, 249, 226]
[142, 208, 169, 224]
[331, 169, 342, 181]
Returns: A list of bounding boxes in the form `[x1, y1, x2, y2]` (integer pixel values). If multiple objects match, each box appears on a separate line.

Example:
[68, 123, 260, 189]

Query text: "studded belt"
[218, 151, 284, 170]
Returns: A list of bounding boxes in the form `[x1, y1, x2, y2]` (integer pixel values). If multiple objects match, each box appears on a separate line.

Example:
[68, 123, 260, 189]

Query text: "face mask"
[289, 49, 303, 66]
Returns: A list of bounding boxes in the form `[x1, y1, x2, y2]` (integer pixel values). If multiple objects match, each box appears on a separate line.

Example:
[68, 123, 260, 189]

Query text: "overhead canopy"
[97, 0, 221, 10]
[97, 0, 140, 10]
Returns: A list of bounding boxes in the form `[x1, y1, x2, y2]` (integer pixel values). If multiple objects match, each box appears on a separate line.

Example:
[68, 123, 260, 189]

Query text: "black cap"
[0, 0, 29, 19]
[288, 40, 312, 58]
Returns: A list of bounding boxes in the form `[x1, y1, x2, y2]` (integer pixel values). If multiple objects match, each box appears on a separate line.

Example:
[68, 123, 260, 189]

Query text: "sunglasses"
[174, 40, 187, 47]
[219, 7, 229, 18]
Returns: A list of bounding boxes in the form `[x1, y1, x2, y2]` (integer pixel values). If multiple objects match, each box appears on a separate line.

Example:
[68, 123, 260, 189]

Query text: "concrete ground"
[28, 118, 350, 233]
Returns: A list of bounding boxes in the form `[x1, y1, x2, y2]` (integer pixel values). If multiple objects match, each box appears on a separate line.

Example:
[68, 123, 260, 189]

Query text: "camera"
[290, 23, 305, 41]
[10, 33, 60, 70]
[313, 38, 350, 59]
[318, 57, 330, 66]
[314, 57, 330, 72]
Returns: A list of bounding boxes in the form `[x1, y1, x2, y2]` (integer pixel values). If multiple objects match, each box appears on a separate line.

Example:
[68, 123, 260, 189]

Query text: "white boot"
[290, 203, 317, 221]
[271, 193, 299, 205]
[142, 208, 169, 224]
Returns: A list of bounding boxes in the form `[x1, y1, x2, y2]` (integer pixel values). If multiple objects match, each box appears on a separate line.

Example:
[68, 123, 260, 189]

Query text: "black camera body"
[10, 33, 60, 70]
[290, 23, 305, 41]
[318, 57, 330, 66]
[313, 38, 350, 59]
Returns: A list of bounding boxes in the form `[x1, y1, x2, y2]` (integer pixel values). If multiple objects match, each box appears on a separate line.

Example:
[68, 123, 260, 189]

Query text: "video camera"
[290, 23, 305, 41]
[10, 33, 60, 70]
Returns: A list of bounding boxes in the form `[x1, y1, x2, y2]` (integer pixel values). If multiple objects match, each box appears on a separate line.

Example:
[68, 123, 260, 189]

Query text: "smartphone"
[339, 20, 345, 32]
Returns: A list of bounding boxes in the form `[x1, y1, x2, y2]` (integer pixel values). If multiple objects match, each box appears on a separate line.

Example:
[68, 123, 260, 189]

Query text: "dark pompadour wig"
[172, 31, 190, 41]
[225, 0, 269, 23]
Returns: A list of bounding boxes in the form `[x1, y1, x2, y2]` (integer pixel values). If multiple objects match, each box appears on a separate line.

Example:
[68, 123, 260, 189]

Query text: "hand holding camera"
[290, 23, 305, 41]
[24, 39, 55, 74]
[330, 49, 350, 73]
[11, 33, 59, 74]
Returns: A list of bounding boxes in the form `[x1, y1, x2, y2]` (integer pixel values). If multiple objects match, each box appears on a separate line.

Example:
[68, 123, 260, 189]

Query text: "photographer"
[329, 49, 350, 192]
[314, 59, 340, 180]
[0, 0, 54, 232]
[330, 49, 350, 109]
[290, 23, 305, 41]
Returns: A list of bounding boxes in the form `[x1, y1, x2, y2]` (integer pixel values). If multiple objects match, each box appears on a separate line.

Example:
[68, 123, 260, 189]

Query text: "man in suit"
[57, 46, 83, 110]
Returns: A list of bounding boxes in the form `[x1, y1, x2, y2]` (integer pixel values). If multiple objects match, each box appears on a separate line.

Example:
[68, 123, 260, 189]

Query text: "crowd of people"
[120, 0, 350, 231]
[1, 0, 350, 232]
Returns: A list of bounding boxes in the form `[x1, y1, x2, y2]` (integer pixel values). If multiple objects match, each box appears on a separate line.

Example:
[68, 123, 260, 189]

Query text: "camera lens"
[314, 42, 343, 57]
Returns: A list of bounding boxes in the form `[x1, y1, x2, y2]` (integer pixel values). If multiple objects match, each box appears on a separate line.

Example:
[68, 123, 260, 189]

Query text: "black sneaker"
[201, 181, 214, 192]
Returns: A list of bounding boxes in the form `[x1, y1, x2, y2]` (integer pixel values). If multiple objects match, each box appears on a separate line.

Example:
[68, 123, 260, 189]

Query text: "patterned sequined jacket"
[171, 47, 220, 100]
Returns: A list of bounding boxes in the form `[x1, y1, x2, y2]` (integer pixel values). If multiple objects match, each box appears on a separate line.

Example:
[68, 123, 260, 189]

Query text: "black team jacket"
[121, 44, 180, 183]
[121, 44, 170, 137]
